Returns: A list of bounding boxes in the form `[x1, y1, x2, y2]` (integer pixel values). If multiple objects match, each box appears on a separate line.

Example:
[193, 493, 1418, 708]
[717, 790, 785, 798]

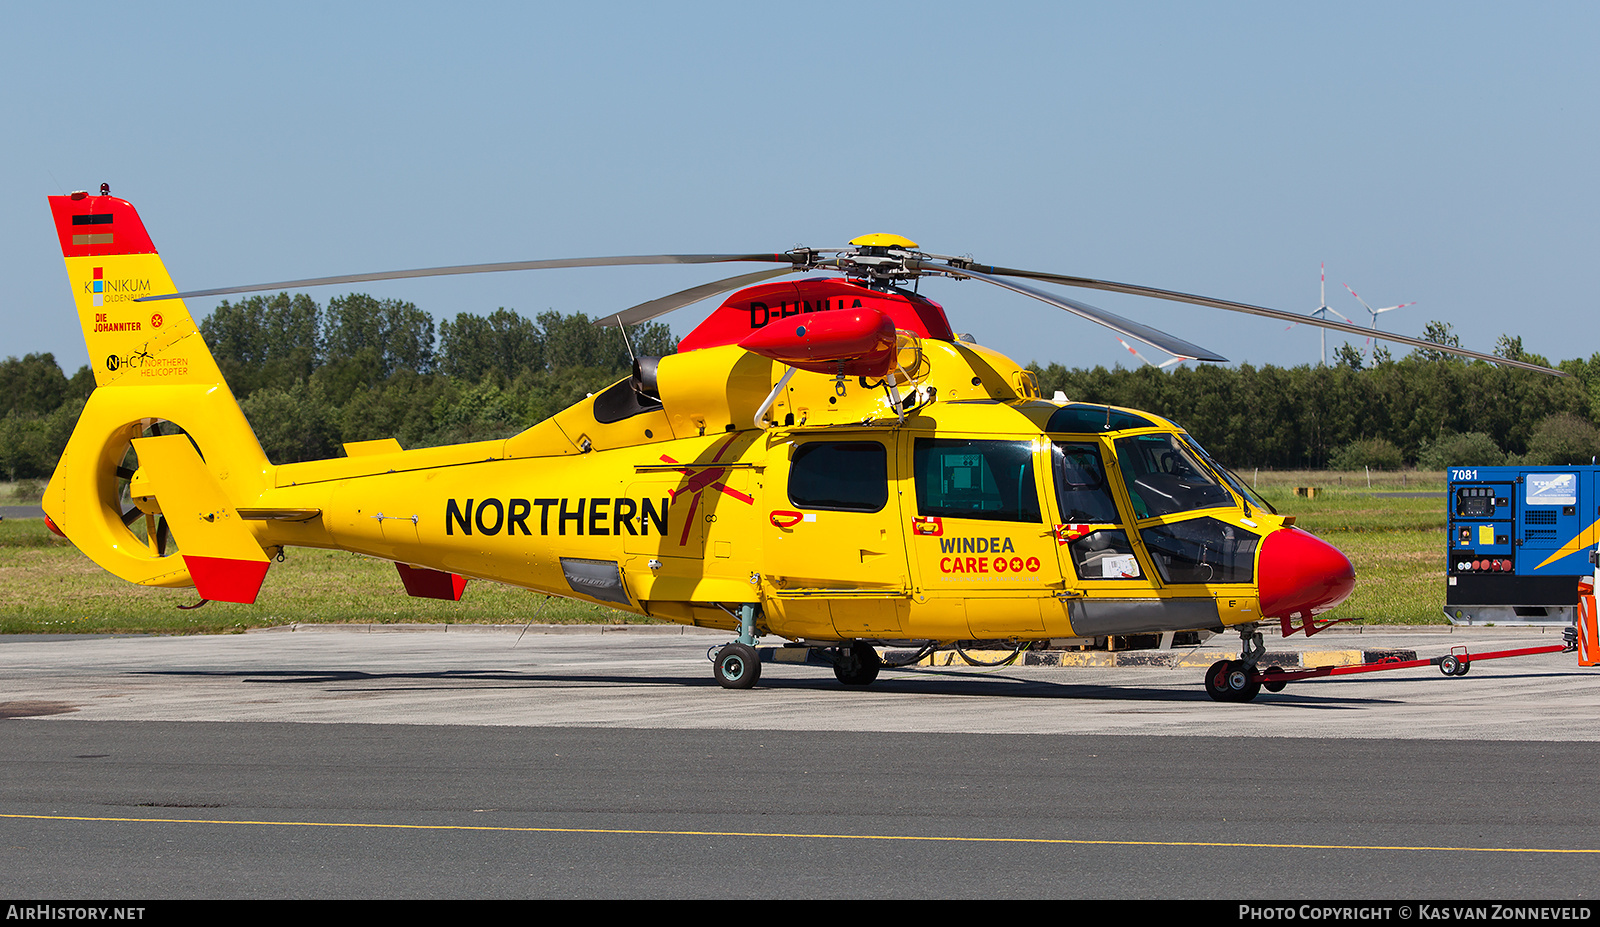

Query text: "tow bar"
[1255, 627, 1579, 693]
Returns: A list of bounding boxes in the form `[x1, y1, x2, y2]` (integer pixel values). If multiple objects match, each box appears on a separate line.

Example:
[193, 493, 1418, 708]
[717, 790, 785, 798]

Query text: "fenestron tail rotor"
[112, 419, 193, 560]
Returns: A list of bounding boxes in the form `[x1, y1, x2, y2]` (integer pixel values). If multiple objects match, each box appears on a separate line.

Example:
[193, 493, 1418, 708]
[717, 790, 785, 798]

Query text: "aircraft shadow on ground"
[132, 665, 1401, 706]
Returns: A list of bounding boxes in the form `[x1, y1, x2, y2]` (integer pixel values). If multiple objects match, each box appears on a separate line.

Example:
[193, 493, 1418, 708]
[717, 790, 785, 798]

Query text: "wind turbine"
[1343, 282, 1416, 360]
[1285, 264, 1355, 365]
[1118, 337, 1189, 370]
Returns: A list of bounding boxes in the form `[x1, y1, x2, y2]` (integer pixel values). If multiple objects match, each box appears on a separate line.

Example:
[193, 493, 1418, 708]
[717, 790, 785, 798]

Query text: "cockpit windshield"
[1182, 435, 1276, 515]
[1113, 433, 1234, 519]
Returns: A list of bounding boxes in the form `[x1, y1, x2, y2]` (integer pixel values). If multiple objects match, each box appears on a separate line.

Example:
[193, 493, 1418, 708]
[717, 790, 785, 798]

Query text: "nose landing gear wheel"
[714, 642, 761, 689]
[1204, 659, 1261, 702]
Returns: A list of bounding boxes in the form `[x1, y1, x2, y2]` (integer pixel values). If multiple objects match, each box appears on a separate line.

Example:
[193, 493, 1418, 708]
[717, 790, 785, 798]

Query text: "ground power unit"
[1446, 465, 1599, 626]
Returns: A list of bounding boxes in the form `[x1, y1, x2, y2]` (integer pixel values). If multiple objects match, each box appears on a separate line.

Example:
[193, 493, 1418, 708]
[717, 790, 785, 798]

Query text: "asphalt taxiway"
[3, 624, 1597, 898]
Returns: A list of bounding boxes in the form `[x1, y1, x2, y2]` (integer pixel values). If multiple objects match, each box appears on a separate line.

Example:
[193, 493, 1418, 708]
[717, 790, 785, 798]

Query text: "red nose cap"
[1256, 527, 1356, 618]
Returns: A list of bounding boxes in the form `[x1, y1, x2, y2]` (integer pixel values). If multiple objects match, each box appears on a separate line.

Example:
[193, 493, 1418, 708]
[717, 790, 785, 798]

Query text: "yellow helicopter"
[41, 187, 1561, 701]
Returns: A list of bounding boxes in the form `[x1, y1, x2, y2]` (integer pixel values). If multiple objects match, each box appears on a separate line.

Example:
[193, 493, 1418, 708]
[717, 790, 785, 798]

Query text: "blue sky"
[3, 2, 1595, 375]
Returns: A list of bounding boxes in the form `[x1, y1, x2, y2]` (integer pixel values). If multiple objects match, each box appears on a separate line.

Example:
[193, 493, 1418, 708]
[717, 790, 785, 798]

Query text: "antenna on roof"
[614, 313, 636, 363]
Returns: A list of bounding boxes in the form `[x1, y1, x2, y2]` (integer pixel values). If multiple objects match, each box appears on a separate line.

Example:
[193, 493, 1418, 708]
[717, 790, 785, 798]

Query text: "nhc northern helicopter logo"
[104, 345, 153, 371]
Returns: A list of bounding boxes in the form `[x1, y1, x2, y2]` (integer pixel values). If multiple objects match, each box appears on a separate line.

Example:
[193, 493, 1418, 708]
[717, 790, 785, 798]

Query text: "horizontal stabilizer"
[184, 556, 272, 605]
[133, 433, 270, 604]
[237, 508, 322, 522]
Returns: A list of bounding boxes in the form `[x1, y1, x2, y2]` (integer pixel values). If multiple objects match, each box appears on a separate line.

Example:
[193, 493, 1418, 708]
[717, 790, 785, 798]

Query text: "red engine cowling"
[677, 276, 954, 353]
[738, 307, 898, 378]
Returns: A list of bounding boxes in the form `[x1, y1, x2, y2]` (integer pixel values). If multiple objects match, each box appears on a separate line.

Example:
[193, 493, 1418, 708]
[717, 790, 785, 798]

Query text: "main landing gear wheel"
[714, 642, 761, 689]
[1204, 659, 1261, 703]
[834, 641, 882, 686]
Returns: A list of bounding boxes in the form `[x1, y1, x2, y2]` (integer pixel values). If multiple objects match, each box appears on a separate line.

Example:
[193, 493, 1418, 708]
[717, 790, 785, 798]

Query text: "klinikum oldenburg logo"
[86, 266, 152, 307]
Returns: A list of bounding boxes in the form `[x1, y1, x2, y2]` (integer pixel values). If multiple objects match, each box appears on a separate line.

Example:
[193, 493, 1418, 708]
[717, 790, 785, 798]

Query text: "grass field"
[0, 471, 1451, 634]
[1248, 469, 1447, 626]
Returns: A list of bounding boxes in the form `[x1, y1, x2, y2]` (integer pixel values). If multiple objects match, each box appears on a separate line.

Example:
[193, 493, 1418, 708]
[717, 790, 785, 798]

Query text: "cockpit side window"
[1140, 517, 1258, 584]
[914, 438, 1042, 523]
[1067, 528, 1144, 580]
[1113, 433, 1234, 519]
[1051, 442, 1121, 524]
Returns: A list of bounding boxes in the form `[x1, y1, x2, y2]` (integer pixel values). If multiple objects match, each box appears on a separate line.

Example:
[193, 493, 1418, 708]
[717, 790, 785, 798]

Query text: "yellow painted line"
[1051, 652, 1117, 667]
[1301, 650, 1370, 666]
[1, 813, 1595, 855]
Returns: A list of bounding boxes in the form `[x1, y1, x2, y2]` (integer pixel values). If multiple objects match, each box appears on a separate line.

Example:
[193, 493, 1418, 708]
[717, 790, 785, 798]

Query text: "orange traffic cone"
[1578, 590, 1600, 668]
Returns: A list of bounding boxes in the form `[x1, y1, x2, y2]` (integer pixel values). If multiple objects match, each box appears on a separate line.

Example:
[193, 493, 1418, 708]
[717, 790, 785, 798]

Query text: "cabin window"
[913, 438, 1041, 523]
[1139, 517, 1257, 584]
[1113, 433, 1233, 519]
[1051, 442, 1121, 524]
[789, 441, 889, 512]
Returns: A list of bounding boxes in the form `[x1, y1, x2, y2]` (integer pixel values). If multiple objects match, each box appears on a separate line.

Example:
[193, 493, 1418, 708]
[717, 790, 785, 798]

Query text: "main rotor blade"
[593, 267, 803, 328]
[137, 253, 798, 303]
[938, 262, 1565, 376]
[925, 262, 1229, 363]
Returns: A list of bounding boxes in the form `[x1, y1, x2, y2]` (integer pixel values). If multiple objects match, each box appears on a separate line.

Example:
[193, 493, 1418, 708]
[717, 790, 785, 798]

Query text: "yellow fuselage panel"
[251, 430, 766, 611]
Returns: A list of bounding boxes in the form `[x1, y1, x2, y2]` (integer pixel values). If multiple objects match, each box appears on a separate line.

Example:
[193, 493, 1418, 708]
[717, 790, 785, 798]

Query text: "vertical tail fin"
[48, 190, 220, 388]
[43, 189, 274, 602]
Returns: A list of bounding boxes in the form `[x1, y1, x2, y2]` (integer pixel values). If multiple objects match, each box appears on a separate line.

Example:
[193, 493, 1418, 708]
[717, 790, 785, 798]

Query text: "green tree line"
[4, 304, 1600, 479]
[1, 293, 674, 476]
[1029, 327, 1600, 469]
